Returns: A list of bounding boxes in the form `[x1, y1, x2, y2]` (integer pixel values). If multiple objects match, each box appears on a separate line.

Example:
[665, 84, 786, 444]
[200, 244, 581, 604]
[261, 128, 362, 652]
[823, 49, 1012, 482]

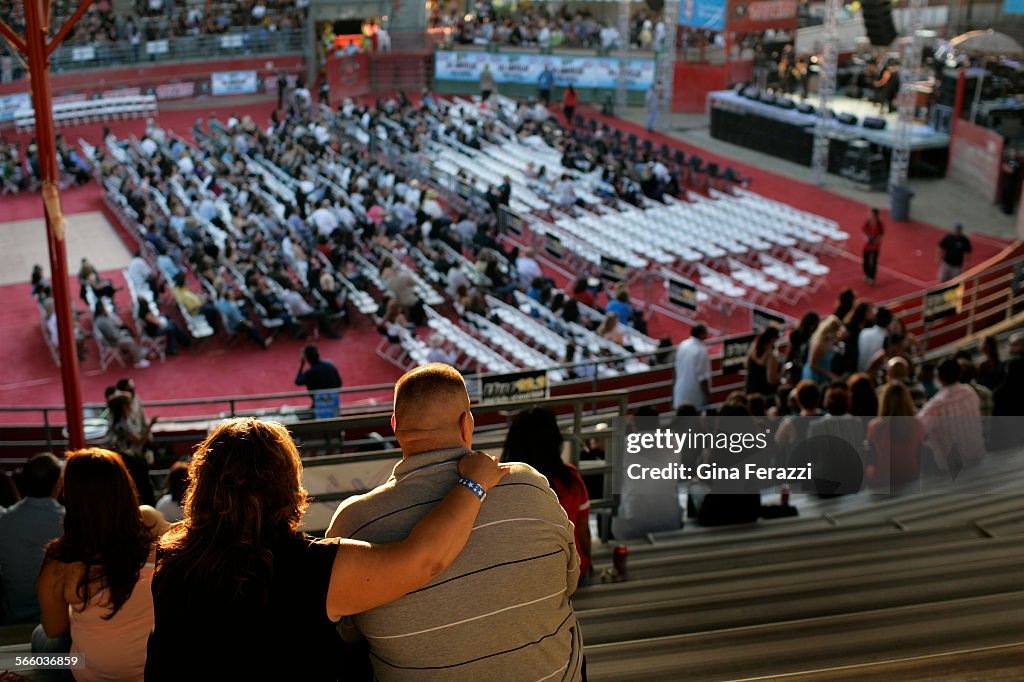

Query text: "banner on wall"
[722, 333, 757, 374]
[480, 369, 548, 405]
[948, 120, 1004, 203]
[924, 283, 965, 322]
[679, 0, 727, 30]
[667, 276, 699, 311]
[154, 82, 197, 100]
[210, 70, 258, 96]
[751, 305, 787, 332]
[726, 0, 800, 32]
[0, 93, 31, 122]
[326, 53, 370, 102]
[434, 51, 656, 91]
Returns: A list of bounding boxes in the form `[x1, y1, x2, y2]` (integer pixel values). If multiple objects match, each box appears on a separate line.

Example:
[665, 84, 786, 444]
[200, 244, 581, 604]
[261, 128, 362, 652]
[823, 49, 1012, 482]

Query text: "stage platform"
[708, 90, 950, 180]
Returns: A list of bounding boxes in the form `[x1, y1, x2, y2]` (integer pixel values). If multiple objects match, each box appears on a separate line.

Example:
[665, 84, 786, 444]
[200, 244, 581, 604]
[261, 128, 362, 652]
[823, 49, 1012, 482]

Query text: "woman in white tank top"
[37, 448, 168, 681]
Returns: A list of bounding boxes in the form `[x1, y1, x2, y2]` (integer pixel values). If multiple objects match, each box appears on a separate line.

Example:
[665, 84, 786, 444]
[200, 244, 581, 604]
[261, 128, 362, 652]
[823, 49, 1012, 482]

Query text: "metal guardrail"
[40, 29, 305, 75]
[294, 390, 630, 537]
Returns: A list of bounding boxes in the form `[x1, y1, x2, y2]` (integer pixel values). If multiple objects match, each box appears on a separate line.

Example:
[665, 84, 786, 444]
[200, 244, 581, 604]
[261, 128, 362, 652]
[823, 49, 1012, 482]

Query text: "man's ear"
[390, 413, 396, 433]
[459, 410, 474, 446]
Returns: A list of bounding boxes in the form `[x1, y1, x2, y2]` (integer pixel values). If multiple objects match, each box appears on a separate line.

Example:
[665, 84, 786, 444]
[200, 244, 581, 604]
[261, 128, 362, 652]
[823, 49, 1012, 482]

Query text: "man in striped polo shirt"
[327, 363, 583, 681]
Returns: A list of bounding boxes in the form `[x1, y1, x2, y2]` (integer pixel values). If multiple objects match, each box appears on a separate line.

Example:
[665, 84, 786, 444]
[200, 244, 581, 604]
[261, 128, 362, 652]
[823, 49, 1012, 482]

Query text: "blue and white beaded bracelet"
[457, 477, 487, 502]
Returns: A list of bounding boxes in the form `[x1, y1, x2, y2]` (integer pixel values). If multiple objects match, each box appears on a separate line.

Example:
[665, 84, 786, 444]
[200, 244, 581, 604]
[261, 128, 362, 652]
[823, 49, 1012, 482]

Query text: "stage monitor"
[797, 102, 815, 115]
[837, 112, 858, 126]
[863, 117, 887, 130]
[775, 98, 796, 110]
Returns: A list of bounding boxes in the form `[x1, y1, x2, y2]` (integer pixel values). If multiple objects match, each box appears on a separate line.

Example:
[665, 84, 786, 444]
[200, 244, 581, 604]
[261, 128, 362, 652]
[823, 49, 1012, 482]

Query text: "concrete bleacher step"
[577, 543, 1024, 644]
[584, 591, 1024, 682]
[820, 490, 1024, 526]
[591, 524, 984, 582]
[594, 492, 1024, 561]
[754, 642, 1024, 681]
[574, 535, 1022, 611]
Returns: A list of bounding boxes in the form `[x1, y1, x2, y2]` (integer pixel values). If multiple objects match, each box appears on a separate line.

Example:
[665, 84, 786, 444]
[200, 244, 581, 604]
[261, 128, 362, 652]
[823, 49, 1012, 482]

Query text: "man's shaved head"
[392, 364, 473, 456]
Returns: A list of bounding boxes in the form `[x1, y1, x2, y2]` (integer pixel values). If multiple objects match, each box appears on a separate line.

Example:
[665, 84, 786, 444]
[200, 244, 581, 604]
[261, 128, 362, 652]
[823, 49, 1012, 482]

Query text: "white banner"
[434, 51, 655, 91]
[155, 82, 196, 100]
[0, 93, 31, 122]
[220, 34, 244, 49]
[210, 70, 258, 96]
[146, 39, 169, 55]
[71, 45, 96, 61]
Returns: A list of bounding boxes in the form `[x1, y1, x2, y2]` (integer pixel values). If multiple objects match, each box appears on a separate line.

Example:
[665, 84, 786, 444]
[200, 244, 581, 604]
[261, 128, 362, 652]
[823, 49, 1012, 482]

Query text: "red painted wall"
[0, 55, 305, 100]
[672, 60, 753, 113]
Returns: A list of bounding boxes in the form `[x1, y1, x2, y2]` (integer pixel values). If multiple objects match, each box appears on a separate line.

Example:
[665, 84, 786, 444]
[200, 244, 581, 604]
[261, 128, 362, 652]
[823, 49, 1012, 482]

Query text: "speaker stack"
[861, 0, 897, 47]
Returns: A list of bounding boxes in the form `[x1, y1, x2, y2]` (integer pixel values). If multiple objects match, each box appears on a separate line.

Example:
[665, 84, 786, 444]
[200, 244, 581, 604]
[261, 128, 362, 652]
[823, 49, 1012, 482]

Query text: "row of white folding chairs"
[16, 95, 157, 131]
[730, 188, 849, 242]
[546, 215, 648, 268]
[697, 192, 824, 248]
[731, 186, 846, 236]
[485, 295, 569, 359]
[465, 312, 567, 381]
[426, 310, 519, 374]
[578, 210, 700, 264]
[572, 298, 660, 353]
[512, 291, 629, 358]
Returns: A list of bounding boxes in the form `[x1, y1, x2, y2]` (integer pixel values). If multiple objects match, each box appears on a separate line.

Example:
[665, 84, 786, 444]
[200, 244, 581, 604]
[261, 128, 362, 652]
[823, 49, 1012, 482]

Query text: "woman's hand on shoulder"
[458, 451, 510, 492]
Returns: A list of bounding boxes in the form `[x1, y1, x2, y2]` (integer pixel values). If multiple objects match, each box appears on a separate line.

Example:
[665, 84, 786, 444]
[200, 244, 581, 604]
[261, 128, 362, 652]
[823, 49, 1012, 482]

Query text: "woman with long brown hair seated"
[145, 417, 506, 681]
[37, 448, 169, 681]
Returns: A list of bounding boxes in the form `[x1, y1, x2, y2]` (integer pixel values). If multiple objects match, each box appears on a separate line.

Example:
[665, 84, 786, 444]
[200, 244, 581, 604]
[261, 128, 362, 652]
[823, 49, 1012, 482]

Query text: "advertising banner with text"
[434, 51, 655, 91]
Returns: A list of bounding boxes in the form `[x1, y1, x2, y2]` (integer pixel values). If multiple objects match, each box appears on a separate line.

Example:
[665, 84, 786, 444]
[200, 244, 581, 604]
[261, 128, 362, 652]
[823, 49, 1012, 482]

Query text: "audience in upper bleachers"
[443, 2, 668, 54]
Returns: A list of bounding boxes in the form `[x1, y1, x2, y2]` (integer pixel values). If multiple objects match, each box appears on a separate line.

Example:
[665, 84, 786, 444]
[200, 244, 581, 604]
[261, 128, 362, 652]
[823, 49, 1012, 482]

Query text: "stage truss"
[811, 0, 840, 186]
[888, 0, 926, 192]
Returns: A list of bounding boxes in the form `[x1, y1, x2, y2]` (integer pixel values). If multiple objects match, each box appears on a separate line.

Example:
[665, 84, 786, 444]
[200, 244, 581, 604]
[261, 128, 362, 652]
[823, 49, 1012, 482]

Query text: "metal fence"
[34, 29, 305, 76]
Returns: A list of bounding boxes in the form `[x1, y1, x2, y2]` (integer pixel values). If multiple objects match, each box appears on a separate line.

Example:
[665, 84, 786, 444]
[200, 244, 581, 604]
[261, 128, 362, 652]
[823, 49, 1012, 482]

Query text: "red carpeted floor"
[0, 100, 1012, 422]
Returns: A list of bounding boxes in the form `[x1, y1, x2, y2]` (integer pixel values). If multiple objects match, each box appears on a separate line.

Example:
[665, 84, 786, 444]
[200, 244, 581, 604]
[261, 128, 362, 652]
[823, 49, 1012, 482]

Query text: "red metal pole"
[24, 0, 85, 450]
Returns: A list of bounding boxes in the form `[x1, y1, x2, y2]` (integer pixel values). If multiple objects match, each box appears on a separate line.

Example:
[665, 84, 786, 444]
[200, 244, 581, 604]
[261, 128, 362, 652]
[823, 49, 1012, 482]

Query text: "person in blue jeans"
[538, 66, 554, 106]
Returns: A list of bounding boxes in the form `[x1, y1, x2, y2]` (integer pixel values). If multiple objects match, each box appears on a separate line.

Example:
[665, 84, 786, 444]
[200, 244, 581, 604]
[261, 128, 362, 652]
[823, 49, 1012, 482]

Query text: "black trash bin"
[890, 185, 914, 221]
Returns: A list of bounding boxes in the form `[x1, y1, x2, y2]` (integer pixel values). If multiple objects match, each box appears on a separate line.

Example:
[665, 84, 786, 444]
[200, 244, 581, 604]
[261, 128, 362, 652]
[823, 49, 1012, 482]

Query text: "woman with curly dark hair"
[37, 448, 168, 681]
[146, 417, 505, 681]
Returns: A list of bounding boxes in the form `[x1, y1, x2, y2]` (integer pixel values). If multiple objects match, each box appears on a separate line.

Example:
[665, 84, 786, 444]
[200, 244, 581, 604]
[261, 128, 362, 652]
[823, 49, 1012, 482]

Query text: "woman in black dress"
[146, 417, 506, 681]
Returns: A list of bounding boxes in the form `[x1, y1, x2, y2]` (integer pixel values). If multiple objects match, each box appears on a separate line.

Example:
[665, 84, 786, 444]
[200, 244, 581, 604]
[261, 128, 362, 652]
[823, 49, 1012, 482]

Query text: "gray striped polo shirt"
[327, 447, 583, 681]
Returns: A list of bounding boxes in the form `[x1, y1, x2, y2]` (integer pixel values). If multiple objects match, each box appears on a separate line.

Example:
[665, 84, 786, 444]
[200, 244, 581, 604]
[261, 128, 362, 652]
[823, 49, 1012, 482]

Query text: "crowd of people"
[442, 3, 669, 53]
[659, 287, 1024, 530]
[0, 364, 593, 680]
[0, 0, 307, 79]
[1, 135, 91, 195]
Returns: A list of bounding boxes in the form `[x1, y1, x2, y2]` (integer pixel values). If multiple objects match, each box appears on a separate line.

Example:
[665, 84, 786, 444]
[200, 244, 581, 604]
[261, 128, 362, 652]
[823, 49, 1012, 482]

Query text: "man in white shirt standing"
[857, 306, 891, 372]
[515, 247, 544, 288]
[673, 323, 711, 410]
[309, 199, 339, 237]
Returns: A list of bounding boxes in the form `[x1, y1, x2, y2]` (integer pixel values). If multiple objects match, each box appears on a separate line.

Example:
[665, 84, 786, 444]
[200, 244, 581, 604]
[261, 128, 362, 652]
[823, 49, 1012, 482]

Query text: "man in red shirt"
[863, 207, 884, 285]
